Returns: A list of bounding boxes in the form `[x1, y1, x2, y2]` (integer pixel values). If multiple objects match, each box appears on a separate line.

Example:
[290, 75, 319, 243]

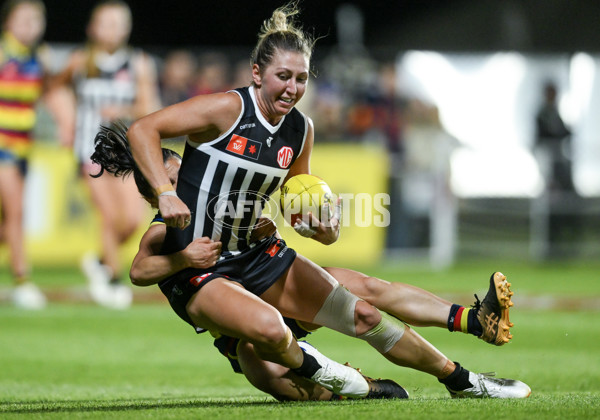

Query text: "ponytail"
[251, 1, 315, 71]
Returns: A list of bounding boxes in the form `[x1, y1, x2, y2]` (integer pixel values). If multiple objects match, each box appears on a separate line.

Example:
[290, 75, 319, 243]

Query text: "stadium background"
[13, 0, 599, 270]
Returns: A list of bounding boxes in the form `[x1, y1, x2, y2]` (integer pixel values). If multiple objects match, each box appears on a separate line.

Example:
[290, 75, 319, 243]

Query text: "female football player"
[123, 2, 530, 399]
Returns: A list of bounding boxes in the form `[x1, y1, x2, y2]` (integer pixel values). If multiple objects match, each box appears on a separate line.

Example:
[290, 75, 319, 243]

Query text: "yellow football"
[280, 174, 334, 226]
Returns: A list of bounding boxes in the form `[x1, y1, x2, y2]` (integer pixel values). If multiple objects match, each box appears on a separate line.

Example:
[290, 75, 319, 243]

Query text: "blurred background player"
[52, 0, 160, 308]
[0, 0, 69, 309]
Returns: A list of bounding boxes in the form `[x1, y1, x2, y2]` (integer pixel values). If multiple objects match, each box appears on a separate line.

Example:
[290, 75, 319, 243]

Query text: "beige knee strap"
[312, 284, 360, 336]
[357, 312, 406, 353]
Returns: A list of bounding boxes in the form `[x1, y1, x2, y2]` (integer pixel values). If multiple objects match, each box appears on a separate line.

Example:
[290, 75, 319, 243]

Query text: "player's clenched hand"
[181, 237, 221, 268]
[158, 195, 191, 229]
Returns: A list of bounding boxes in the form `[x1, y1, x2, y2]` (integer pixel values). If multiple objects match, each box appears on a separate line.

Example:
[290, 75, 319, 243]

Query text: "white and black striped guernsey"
[162, 86, 308, 259]
[73, 48, 138, 163]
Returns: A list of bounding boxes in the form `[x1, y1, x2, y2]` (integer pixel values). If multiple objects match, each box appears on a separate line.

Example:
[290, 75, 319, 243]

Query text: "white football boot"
[446, 371, 531, 398]
[297, 341, 369, 398]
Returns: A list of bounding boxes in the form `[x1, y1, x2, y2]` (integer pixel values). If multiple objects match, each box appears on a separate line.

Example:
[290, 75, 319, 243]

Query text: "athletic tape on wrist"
[155, 183, 174, 196]
[158, 190, 178, 198]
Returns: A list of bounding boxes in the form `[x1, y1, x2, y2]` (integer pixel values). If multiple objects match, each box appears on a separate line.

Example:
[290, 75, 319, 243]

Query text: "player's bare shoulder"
[205, 91, 242, 129]
[186, 91, 243, 142]
[218, 90, 243, 116]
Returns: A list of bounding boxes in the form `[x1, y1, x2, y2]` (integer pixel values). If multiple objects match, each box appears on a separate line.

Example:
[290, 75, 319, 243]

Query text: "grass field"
[1, 261, 600, 419]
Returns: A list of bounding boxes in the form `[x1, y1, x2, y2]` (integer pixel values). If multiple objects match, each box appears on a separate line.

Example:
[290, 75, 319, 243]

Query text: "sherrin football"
[280, 174, 334, 226]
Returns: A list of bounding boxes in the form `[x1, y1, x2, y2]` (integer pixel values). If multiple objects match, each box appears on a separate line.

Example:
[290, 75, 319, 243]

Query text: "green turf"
[5, 259, 600, 295]
[1, 262, 600, 419]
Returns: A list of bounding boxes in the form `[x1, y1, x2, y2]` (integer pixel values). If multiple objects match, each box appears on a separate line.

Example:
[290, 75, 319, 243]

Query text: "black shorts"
[213, 317, 312, 374]
[158, 235, 297, 331]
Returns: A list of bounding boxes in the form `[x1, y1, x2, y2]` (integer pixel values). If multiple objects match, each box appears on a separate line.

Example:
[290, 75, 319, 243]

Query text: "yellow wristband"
[155, 184, 174, 196]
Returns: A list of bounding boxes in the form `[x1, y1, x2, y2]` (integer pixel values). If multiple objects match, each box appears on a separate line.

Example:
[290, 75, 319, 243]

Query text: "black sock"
[438, 362, 472, 391]
[291, 349, 321, 379]
[447, 304, 462, 332]
[468, 308, 483, 337]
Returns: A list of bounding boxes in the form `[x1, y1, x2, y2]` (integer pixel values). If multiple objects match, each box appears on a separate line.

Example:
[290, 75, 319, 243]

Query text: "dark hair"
[251, 2, 315, 71]
[90, 121, 181, 201]
[1, 0, 46, 26]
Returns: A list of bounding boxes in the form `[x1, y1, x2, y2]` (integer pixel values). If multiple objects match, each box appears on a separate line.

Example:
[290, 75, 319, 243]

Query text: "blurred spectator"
[192, 51, 230, 95]
[311, 79, 344, 141]
[535, 81, 573, 191]
[159, 49, 196, 106]
[51, 0, 161, 309]
[231, 57, 252, 88]
[534, 81, 579, 256]
[369, 63, 410, 249]
[345, 63, 407, 152]
[158, 49, 195, 147]
[371, 63, 406, 156]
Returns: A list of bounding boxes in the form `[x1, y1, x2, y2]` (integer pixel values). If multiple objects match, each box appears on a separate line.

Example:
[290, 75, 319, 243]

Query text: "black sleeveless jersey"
[161, 86, 308, 258]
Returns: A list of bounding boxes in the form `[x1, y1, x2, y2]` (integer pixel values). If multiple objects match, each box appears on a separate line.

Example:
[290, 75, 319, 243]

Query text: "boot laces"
[471, 294, 482, 313]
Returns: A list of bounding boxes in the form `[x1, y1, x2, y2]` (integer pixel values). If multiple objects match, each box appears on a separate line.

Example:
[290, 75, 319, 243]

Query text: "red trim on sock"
[453, 306, 465, 332]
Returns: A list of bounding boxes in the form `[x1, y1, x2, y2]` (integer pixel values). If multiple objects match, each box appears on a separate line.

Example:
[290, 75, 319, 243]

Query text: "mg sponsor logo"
[277, 146, 293, 168]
